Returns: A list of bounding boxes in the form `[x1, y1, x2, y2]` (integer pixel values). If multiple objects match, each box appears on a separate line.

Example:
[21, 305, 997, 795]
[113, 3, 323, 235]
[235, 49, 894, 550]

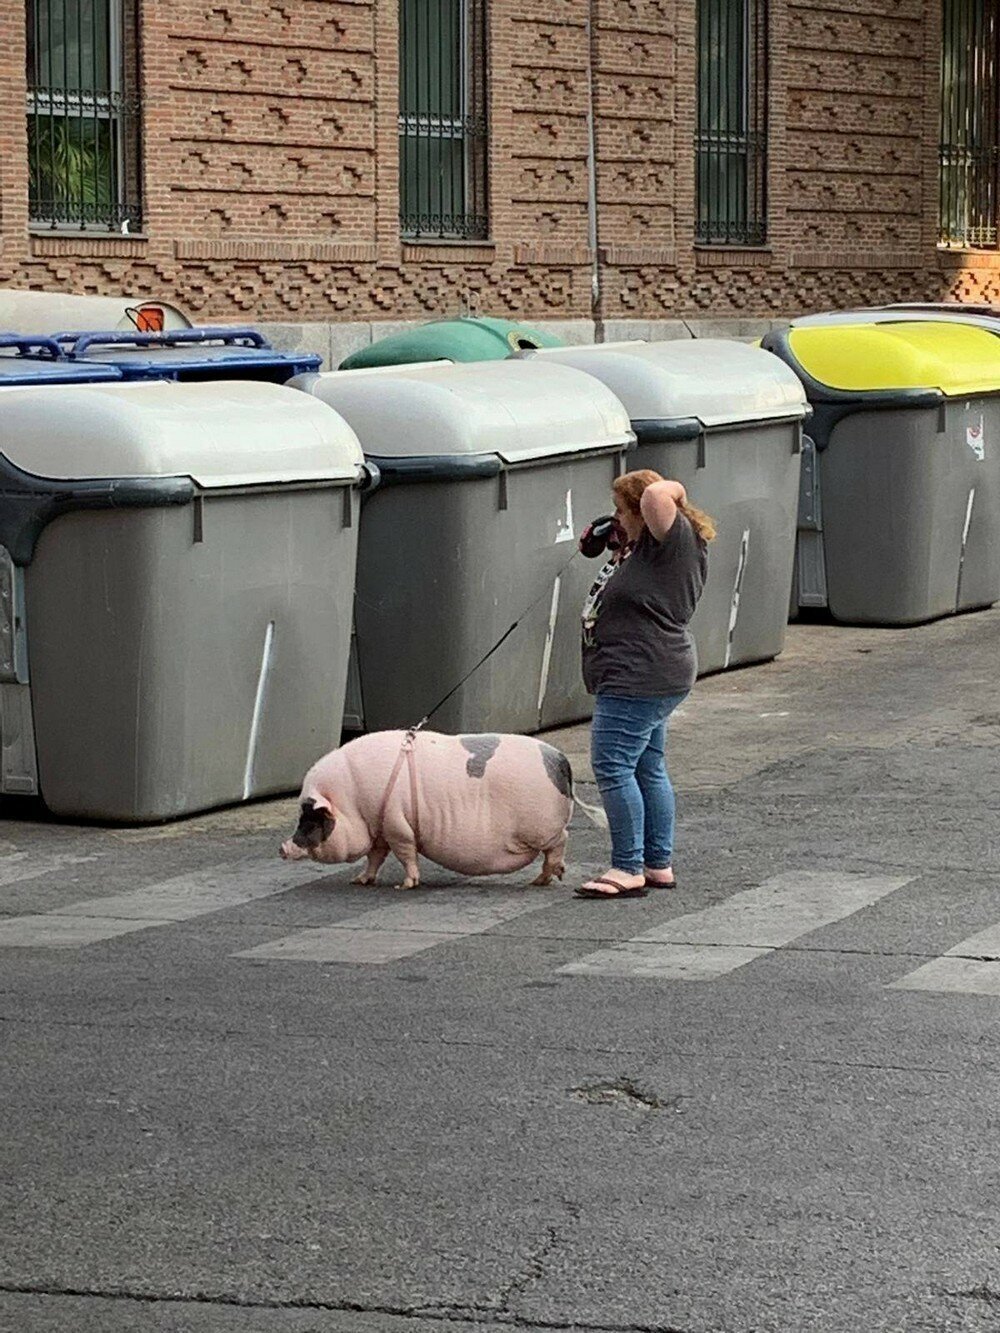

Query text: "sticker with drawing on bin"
[967, 416, 985, 461]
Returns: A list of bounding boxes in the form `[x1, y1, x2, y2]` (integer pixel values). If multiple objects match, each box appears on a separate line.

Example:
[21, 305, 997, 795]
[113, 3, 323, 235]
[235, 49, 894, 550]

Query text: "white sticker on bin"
[555, 490, 575, 543]
[967, 417, 985, 460]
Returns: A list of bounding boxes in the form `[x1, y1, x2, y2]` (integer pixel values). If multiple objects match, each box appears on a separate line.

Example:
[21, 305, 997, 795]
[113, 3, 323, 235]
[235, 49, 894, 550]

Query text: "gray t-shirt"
[581, 511, 708, 697]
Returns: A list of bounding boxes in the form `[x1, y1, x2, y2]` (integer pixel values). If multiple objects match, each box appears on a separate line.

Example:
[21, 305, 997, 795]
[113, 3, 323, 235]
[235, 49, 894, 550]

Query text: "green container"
[339, 316, 563, 370]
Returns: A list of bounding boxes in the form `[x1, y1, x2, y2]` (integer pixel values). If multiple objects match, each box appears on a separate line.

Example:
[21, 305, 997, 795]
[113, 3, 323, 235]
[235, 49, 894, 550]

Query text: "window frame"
[398, 0, 489, 243]
[26, 0, 144, 234]
[694, 0, 769, 248]
[939, 0, 1000, 249]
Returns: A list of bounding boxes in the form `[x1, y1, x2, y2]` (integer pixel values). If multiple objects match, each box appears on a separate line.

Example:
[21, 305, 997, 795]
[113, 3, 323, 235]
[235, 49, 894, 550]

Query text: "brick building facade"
[0, 0, 995, 360]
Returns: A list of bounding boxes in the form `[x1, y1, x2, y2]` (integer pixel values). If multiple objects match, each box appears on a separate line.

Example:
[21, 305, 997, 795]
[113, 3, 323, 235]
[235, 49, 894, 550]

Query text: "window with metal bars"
[940, 0, 1000, 247]
[26, 0, 143, 231]
[398, 0, 488, 241]
[695, 0, 768, 246]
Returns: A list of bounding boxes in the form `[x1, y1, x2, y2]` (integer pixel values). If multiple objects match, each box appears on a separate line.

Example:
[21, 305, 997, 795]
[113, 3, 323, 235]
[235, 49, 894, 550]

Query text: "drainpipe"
[585, 0, 604, 342]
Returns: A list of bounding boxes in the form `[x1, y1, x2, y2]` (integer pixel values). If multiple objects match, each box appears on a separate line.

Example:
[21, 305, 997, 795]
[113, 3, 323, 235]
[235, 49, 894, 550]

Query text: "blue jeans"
[590, 692, 688, 876]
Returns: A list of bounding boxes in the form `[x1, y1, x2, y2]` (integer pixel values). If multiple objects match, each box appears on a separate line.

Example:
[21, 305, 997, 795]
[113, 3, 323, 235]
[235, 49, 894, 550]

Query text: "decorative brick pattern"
[0, 0, 993, 324]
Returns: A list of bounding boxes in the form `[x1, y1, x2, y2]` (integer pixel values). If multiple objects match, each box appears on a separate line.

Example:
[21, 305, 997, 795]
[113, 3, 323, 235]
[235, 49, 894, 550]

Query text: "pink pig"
[280, 730, 603, 889]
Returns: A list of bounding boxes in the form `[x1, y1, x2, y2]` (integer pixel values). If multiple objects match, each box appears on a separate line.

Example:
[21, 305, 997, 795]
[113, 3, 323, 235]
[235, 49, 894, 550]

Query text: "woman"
[576, 470, 715, 899]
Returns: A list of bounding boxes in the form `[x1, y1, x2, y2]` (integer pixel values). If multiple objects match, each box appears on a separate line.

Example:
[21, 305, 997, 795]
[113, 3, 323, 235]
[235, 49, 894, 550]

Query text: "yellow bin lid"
[788, 321, 1000, 398]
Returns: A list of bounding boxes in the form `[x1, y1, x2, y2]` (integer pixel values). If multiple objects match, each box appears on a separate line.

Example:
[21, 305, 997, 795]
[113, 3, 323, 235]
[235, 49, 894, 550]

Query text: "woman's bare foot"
[577, 868, 647, 897]
[644, 866, 676, 888]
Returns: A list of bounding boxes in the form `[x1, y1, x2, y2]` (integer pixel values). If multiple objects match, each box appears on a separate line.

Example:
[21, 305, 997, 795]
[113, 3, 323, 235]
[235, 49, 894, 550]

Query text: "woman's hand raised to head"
[639, 479, 686, 541]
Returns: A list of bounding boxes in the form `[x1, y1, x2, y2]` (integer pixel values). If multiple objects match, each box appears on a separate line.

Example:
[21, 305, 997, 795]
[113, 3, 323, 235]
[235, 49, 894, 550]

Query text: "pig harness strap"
[373, 726, 422, 851]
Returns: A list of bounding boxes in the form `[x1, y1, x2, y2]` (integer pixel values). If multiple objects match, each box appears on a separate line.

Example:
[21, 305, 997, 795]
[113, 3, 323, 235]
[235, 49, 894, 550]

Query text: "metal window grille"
[695, 0, 768, 246]
[398, 0, 488, 241]
[26, 0, 143, 232]
[940, 0, 1000, 247]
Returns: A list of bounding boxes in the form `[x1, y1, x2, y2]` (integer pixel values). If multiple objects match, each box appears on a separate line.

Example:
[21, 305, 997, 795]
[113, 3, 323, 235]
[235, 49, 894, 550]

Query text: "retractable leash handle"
[579, 514, 627, 559]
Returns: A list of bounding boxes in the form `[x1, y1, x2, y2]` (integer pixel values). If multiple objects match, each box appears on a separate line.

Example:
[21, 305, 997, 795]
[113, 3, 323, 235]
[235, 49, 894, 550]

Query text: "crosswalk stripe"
[889, 922, 1000, 996]
[0, 860, 330, 949]
[0, 850, 100, 897]
[234, 892, 553, 964]
[559, 871, 914, 981]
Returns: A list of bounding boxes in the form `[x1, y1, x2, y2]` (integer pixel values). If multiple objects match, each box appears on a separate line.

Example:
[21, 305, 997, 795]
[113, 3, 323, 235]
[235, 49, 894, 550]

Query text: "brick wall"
[2, 0, 1000, 332]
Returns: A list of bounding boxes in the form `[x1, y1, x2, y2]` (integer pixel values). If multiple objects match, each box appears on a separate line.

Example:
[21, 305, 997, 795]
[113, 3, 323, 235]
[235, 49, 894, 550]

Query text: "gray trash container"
[762, 320, 1000, 625]
[0, 288, 190, 334]
[289, 360, 635, 733]
[0, 379, 364, 821]
[515, 341, 809, 674]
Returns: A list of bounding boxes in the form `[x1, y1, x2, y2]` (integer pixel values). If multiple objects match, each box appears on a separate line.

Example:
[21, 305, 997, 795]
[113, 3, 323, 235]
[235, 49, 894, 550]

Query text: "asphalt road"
[3, 611, 1000, 1333]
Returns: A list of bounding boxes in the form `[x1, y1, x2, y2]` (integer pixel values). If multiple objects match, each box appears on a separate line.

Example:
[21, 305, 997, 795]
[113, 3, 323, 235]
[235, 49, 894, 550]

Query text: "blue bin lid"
[55, 326, 321, 381]
[0, 359, 123, 384]
[74, 345, 322, 380]
[0, 334, 123, 385]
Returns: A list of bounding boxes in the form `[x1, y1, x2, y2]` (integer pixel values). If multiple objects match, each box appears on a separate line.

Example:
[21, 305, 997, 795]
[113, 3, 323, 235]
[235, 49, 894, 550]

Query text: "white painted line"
[560, 871, 913, 981]
[243, 619, 276, 799]
[0, 859, 329, 949]
[890, 921, 1000, 996]
[536, 575, 562, 717]
[723, 527, 751, 670]
[0, 913, 174, 948]
[0, 850, 100, 893]
[235, 892, 552, 964]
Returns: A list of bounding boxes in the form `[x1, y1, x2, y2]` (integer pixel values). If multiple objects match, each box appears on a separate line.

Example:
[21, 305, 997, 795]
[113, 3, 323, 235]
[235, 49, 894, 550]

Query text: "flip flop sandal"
[644, 875, 677, 889]
[575, 877, 648, 900]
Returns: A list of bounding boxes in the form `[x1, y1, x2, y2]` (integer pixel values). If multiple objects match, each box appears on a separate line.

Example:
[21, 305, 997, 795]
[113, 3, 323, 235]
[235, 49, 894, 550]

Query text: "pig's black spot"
[460, 734, 501, 778]
[540, 744, 573, 798]
[292, 798, 335, 850]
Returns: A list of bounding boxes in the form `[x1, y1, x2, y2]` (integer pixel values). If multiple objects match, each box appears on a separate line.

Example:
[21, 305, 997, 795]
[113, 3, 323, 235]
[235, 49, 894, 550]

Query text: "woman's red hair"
[612, 469, 717, 542]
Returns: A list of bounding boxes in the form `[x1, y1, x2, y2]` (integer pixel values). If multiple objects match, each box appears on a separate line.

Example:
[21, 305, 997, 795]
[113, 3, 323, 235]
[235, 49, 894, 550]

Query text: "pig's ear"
[303, 791, 335, 818]
[294, 795, 336, 850]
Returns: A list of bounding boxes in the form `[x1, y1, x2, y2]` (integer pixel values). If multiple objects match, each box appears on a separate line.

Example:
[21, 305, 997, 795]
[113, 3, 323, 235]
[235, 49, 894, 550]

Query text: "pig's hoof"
[397, 878, 420, 890]
[351, 873, 376, 886]
[531, 863, 565, 886]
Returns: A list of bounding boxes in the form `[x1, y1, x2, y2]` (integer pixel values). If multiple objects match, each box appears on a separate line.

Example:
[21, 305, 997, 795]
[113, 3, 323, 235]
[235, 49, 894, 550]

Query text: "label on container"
[555, 489, 575, 543]
[967, 417, 985, 461]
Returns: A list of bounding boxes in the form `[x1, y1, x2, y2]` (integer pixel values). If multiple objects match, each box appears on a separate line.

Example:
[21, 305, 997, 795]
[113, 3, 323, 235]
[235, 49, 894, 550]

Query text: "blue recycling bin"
[55, 327, 322, 384]
[0, 335, 123, 385]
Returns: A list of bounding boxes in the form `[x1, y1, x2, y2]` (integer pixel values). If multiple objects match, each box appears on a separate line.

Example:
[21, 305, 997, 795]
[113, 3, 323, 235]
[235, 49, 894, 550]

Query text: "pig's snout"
[280, 839, 309, 862]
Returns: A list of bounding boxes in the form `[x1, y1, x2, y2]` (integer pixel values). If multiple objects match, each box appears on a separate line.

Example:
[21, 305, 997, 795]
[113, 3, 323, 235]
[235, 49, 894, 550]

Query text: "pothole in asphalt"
[570, 1076, 681, 1111]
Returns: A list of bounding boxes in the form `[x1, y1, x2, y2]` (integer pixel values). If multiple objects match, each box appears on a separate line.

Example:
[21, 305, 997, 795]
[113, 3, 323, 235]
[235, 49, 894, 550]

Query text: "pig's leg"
[352, 842, 389, 886]
[530, 833, 568, 887]
[390, 841, 421, 890]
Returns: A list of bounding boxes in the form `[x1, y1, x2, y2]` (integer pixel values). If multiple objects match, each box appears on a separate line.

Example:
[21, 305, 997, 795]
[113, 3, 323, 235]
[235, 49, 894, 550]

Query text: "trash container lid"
[517, 340, 808, 428]
[338, 316, 564, 370]
[0, 357, 123, 385]
[791, 306, 1000, 334]
[0, 380, 364, 487]
[70, 345, 321, 378]
[291, 360, 633, 462]
[0, 289, 190, 333]
[787, 322, 1000, 397]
